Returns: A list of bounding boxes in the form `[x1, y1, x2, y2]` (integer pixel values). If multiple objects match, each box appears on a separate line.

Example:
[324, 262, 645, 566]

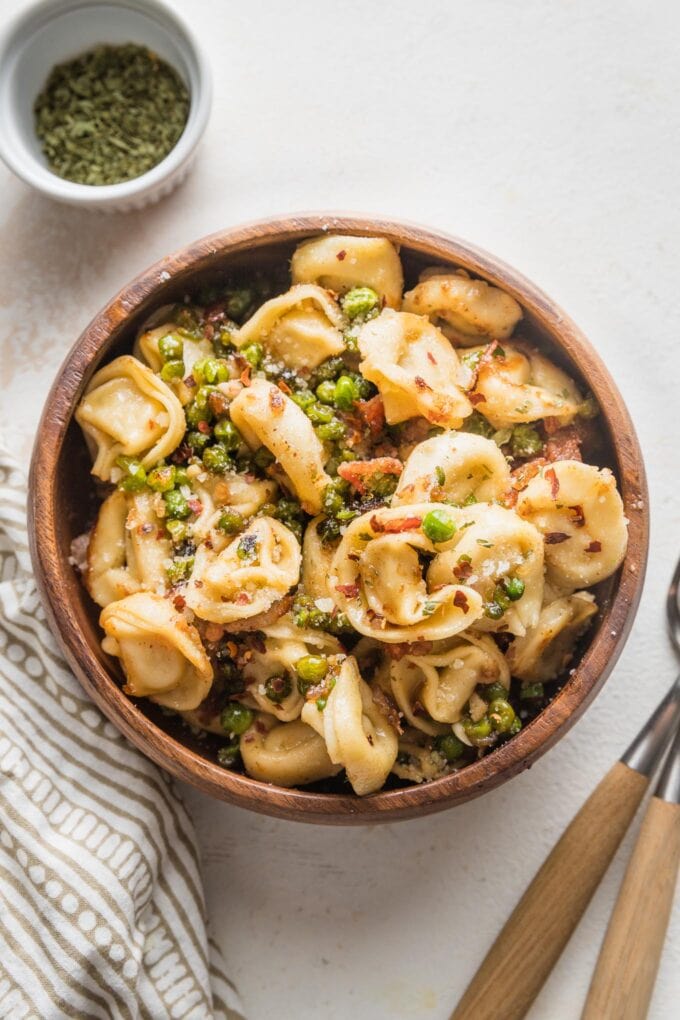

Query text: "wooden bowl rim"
[28, 213, 649, 824]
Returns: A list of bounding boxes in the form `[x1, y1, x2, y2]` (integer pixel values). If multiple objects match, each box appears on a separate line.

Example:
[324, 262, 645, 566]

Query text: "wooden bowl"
[28, 214, 648, 824]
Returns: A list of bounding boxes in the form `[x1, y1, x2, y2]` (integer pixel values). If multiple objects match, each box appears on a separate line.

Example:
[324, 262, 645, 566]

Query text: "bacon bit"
[511, 458, 548, 493]
[453, 559, 473, 581]
[197, 419, 211, 434]
[371, 686, 403, 734]
[171, 442, 192, 465]
[585, 540, 602, 553]
[336, 582, 361, 598]
[544, 425, 583, 463]
[569, 504, 586, 528]
[427, 351, 437, 365]
[467, 339, 501, 390]
[337, 456, 403, 496]
[355, 395, 386, 437]
[468, 392, 487, 406]
[184, 374, 197, 389]
[545, 467, 560, 499]
[543, 416, 562, 435]
[227, 641, 239, 657]
[156, 529, 166, 540]
[269, 387, 285, 414]
[235, 591, 253, 604]
[414, 376, 430, 391]
[173, 595, 186, 611]
[384, 640, 434, 661]
[208, 390, 231, 417]
[453, 590, 470, 613]
[204, 623, 225, 642]
[277, 379, 292, 395]
[240, 364, 252, 387]
[545, 532, 570, 544]
[336, 249, 347, 261]
[187, 498, 203, 515]
[369, 513, 422, 534]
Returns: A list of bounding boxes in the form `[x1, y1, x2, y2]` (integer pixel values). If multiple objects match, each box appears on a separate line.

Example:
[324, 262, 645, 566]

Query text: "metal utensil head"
[621, 675, 680, 776]
[667, 556, 680, 657]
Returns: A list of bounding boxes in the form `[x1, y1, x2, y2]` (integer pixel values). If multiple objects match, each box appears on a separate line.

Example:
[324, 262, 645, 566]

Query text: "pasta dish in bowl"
[28, 216, 647, 822]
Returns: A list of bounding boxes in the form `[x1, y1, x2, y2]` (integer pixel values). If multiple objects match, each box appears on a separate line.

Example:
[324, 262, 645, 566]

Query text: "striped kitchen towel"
[0, 451, 244, 1020]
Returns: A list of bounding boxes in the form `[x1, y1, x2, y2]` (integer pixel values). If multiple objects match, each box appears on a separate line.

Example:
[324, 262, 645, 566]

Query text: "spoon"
[581, 561, 680, 1019]
[451, 561, 680, 1020]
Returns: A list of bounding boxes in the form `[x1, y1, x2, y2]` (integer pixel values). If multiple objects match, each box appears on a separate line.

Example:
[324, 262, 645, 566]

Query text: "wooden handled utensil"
[581, 726, 680, 1020]
[450, 677, 680, 1020]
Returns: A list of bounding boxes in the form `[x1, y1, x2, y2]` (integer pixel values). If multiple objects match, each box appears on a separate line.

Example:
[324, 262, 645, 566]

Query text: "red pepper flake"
[243, 733, 256, 743]
[269, 387, 285, 413]
[348, 553, 361, 562]
[184, 374, 197, 389]
[569, 504, 586, 528]
[545, 467, 560, 499]
[197, 420, 211, 434]
[226, 641, 238, 657]
[235, 591, 253, 604]
[277, 379, 292, 395]
[187, 498, 203, 515]
[453, 591, 470, 612]
[336, 582, 361, 598]
[240, 364, 252, 387]
[385, 640, 433, 660]
[468, 392, 487, 405]
[336, 249, 347, 261]
[414, 376, 431, 391]
[545, 532, 570, 544]
[453, 558, 473, 581]
[255, 719, 268, 734]
[585, 540, 602, 553]
[427, 351, 437, 365]
[173, 595, 186, 611]
[369, 514, 422, 534]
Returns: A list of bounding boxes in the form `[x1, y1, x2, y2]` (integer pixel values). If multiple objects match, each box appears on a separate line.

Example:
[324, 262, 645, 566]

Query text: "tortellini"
[468, 344, 584, 429]
[390, 633, 510, 732]
[100, 592, 213, 711]
[190, 471, 278, 542]
[301, 656, 398, 796]
[301, 515, 337, 602]
[507, 592, 598, 683]
[358, 309, 473, 427]
[428, 503, 545, 637]
[515, 460, 628, 587]
[240, 715, 341, 787]
[291, 234, 404, 308]
[233, 284, 344, 371]
[403, 269, 522, 346]
[76, 355, 186, 480]
[240, 619, 341, 722]
[185, 516, 301, 624]
[330, 504, 483, 643]
[393, 432, 510, 507]
[86, 489, 172, 607]
[229, 378, 332, 514]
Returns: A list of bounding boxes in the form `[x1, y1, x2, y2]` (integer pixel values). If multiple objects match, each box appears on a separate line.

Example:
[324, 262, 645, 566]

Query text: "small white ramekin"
[0, 0, 212, 212]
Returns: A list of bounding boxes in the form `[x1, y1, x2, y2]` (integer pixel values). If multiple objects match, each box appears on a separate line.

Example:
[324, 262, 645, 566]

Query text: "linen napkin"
[0, 450, 244, 1020]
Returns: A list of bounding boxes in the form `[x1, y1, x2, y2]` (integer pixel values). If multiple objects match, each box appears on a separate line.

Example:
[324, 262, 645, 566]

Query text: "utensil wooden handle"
[450, 761, 648, 1020]
[581, 796, 680, 1020]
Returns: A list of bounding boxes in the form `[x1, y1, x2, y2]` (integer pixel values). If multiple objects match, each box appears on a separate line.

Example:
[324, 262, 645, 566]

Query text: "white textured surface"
[2, 1, 679, 1017]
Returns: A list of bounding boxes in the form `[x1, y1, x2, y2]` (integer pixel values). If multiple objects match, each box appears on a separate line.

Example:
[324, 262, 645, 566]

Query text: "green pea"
[166, 556, 194, 584]
[213, 419, 241, 450]
[334, 375, 358, 410]
[462, 411, 494, 439]
[116, 457, 146, 492]
[484, 601, 505, 621]
[316, 696, 328, 711]
[147, 464, 176, 492]
[185, 402, 208, 428]
[435, 733, 465, 762]
[218, 509, 244, 534]
[237, 534, 259, 560]
[341, 286, 380, 320]
[422, 508, 457, 544]
[316, 380, 337, 405]
[217, 738, 240, 767]
[158, 333, 184, 362]
[520, 682, 545, 700]
[174, 466, 189, 487]
[226, 288, 253, 320]
[165, 519, 188, 543]
[194, 386, 216, 416]
[481, 682, 508, 704]
[197, 358, 229, 384]
[463, 715, 493, 743]
[290, 390, 316, 410]
[253, 446, 275, 470]
[503, 576, 525, 601]
[509, 716, 522, 735]
[164, 489, 190, 520]
[265, 674, 292, 704]
[296, 655, 328, 687]
[493, 585, 510, 611]
[161, 359, 185, 382]
[488, 699, 516, 733]
[313, 356, 345, 382]
[186, 430, 211, 452]
[322, 483, 345, 516]
[511, 423, 544, 459]
[220, 702, 254, 735]
[306, 402, 334, 424]
[241, 342, 263, 368]
[203, 444, 232, 473]
[316, 419, 346, 442]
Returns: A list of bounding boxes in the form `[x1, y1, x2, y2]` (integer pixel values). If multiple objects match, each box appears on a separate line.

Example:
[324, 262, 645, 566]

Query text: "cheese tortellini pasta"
[74, 232, 629, 797]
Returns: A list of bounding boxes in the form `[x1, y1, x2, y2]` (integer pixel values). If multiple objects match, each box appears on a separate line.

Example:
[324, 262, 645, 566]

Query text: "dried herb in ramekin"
[34, 43, 190, 186]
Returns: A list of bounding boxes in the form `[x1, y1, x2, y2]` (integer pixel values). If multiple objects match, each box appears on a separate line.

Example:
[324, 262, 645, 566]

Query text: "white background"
[2, 1, 679, 1017]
